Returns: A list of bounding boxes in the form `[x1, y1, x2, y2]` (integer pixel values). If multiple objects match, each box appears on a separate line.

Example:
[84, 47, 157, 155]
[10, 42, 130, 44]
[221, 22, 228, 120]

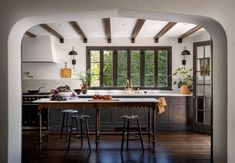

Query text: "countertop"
[78, 90, 192, 97]
[34, 97, 159, 103]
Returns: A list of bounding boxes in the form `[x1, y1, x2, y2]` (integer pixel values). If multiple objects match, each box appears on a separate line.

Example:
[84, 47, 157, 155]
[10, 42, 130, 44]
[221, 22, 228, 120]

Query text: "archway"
[8, 9, 227, 162]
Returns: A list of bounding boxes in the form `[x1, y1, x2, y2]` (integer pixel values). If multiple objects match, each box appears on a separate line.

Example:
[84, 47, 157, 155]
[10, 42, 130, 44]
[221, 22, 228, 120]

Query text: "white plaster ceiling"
[28, 17, 206, 39]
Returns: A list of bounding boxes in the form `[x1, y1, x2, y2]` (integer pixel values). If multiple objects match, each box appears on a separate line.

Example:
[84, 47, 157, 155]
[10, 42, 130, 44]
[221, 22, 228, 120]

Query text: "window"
[87, 46, 172, 89]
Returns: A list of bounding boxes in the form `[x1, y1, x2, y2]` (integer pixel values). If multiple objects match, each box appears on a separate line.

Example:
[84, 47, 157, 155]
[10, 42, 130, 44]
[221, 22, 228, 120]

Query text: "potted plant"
[172, 66, 193, 94]
[78, 69, 91, 94]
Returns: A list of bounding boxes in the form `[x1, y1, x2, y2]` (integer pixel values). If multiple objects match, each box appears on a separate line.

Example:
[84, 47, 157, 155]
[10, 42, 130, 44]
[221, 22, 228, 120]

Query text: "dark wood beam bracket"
[178, 25, 202, 43]
[39, 24, 64, 43]
[154, 22, 177, 43]
[69, 21, 88, 43]
[131, 19, 145, 43]
[25, 31, 36, 38]
[102, 18, 111, 43]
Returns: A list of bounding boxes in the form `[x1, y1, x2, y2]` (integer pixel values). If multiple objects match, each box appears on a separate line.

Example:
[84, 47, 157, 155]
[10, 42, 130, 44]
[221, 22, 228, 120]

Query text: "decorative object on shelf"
[68, 47, 78, 69]
[60, 62, 71, 78]
[78, 70, 91, 94]
[172, 66, 193, 94]
[181, 47, 190, 66]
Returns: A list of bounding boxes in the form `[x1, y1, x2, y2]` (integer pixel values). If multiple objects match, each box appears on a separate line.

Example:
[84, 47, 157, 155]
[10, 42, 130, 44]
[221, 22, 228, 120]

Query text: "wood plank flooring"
[22, 131, 211, 163]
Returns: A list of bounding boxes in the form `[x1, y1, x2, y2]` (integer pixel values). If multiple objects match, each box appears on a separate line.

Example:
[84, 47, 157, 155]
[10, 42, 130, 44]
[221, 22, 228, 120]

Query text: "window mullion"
[168, 48, 172, 89]
[127, 49, 131, 81]
[155, 48, 158, 88]
[113, 50, 117, 87]
[87, 49, 91, 86]
[100, 49, 104, 87]
[140, 50, 145, 88]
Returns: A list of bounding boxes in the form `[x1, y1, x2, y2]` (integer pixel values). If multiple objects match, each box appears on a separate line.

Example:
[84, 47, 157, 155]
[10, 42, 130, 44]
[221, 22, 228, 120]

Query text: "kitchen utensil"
[60, 62, 71, 78]
[27, 87, 45, 94]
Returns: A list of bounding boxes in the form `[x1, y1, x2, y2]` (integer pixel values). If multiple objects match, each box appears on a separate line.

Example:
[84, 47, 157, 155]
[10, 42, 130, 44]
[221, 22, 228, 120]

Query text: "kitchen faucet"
[125, 79, 133, 93]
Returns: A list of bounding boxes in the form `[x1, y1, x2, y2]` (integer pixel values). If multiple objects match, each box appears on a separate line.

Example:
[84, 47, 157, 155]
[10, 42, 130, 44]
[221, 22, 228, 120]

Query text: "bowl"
[74, 89, 82, 95]
[58, 92, 73, 98]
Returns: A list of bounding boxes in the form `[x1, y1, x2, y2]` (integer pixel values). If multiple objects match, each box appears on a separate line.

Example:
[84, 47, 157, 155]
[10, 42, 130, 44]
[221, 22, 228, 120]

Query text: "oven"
[22, 93, 50, 130]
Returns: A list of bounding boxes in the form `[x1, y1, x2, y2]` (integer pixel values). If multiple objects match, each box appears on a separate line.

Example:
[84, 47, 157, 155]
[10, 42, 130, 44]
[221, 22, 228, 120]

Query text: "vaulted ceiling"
[25, 17, 206, 43]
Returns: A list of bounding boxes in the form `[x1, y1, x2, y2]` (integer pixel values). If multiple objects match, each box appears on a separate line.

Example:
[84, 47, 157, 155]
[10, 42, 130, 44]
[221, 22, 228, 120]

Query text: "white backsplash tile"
[22, 79, 82, 93]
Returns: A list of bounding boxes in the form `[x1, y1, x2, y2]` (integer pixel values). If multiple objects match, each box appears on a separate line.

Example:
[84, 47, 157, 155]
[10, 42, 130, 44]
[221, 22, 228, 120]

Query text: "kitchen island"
[46, 90, 193, 131]
[34, 97, 159, 151]
[77, 90, 193, 131]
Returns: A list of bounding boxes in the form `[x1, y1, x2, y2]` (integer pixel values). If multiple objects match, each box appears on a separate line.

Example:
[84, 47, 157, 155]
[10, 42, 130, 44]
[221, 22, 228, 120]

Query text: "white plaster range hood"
[22, 35, 58, 63]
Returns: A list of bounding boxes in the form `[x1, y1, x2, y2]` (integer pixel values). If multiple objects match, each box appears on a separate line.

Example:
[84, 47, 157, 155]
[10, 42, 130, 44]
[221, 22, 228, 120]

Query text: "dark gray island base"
[48, 95, 193, 131]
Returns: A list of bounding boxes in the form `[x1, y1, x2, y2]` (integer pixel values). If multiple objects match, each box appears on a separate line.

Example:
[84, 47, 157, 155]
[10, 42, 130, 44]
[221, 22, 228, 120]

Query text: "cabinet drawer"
[171, 97, 186, 104]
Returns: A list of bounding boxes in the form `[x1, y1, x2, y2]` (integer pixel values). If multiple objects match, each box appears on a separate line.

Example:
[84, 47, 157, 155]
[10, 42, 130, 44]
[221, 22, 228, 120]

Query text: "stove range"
[22, 92, 51, 104]
[22, 92, 50, 129]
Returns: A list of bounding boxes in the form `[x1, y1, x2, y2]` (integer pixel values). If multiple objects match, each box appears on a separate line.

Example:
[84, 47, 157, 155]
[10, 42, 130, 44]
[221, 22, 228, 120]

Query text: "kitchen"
[21, 17, 211, 162]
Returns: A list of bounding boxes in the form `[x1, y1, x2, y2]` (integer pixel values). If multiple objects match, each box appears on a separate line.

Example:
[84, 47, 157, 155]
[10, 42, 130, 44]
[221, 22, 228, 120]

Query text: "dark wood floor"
[22, 131, 211, 163]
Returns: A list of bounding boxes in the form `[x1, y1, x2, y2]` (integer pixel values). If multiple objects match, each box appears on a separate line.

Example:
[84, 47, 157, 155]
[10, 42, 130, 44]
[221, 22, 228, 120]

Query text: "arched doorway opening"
[8, 9, 227, 162]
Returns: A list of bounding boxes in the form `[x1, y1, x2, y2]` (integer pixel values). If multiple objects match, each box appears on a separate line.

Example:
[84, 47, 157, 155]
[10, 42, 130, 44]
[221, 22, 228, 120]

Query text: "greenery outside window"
[87, 46, 172, 90]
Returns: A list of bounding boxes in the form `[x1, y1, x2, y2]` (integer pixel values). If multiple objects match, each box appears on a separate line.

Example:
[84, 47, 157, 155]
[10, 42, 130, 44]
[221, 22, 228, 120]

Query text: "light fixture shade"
[181, 47, 190, 56]
[69, 47, 78, 56]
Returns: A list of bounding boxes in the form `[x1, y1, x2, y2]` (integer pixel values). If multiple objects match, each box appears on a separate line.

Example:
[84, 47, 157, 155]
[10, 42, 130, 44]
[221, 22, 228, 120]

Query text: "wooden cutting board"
[60, 62, 71, 78]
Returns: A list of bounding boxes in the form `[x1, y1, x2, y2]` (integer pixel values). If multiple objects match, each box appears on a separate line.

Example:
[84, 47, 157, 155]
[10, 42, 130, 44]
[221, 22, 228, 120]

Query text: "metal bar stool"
[67, 114, 91, 151]
[121, 115, 144, 152]
[60, 109, 78, 139]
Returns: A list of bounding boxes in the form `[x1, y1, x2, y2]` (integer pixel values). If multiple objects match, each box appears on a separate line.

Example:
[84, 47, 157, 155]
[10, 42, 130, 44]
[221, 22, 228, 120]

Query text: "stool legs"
[67, 117, 74, 151]
[126, 119, 130, 149]
[60, 113, 66, 138]
[121, 118, 127, 152]
[121, 116, 144, 152]
[80, 119, 83, 147]
[85, 118, 91, 151]
[67, 116, 91, 152]
[137, 118, 144, 152]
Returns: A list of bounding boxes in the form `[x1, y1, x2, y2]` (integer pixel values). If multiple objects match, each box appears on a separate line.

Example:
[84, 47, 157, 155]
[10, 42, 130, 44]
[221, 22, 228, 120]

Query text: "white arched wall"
[7, 9, 227, 163]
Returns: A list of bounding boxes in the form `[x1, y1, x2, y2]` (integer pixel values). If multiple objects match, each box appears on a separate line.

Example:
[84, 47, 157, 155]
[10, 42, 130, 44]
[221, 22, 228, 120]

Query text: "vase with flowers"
[172, 66, 193, 94]
[78, 69, 91, 94]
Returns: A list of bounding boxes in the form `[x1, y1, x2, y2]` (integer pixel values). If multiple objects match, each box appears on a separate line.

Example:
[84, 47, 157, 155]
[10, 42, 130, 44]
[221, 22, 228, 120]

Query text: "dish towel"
[157, 97, 167, 114]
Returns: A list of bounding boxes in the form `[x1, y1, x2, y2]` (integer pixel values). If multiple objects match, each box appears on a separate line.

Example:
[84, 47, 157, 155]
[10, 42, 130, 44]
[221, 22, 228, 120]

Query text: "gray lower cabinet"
[48, 96, 193, 131]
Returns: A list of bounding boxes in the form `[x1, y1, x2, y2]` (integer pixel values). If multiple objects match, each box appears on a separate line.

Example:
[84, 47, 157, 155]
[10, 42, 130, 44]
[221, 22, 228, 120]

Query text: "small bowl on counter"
[74, 89, 82, 95]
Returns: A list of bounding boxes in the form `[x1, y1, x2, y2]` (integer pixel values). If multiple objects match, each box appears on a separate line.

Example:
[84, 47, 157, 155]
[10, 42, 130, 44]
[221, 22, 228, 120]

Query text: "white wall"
[22, 32, 210, 91]
[0, 1, 229, 163]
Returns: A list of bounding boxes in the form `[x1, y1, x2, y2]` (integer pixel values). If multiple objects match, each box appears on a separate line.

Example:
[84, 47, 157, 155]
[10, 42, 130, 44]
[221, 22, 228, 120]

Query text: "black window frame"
[86, 46, 172, 90]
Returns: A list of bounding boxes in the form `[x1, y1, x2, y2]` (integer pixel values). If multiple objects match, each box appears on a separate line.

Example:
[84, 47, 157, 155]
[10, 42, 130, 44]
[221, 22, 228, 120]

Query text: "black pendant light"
[181, 47, 190, 66]
[69, 47, 78, 69]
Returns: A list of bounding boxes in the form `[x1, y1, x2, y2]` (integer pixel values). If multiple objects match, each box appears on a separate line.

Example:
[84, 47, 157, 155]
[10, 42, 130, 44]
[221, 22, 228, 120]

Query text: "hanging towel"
[157, 97, 167, 114]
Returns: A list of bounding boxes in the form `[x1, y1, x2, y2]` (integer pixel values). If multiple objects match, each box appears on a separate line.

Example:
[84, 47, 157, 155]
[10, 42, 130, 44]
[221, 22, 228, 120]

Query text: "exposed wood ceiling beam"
[69, 21, 87, 43]
[178, 25, 202, 43]
[25, 31, 36, 38]
[131, 19, 145, 43]
[102, 18, 111, 43]
[39, 24, 64, 43]
[154, 22, 177, 43]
